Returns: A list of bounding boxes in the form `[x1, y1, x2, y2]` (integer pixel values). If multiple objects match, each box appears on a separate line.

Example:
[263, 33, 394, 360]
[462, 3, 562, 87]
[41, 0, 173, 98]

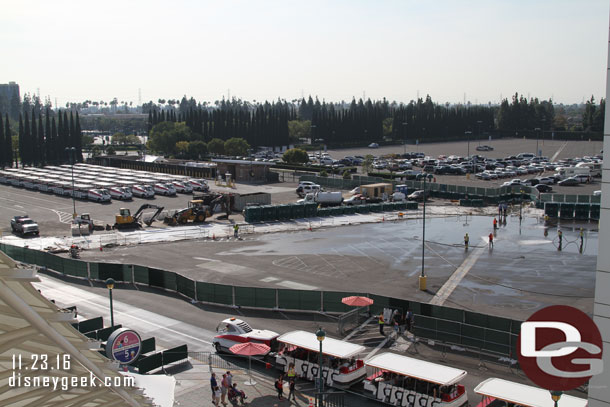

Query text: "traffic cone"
[382, 215, 385, 222]
[309, 222, 312, 232]
[212, 233, 216, 240]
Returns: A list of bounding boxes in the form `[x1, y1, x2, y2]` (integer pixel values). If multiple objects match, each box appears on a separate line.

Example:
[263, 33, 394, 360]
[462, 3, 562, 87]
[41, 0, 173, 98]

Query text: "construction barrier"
[0, 242, 522, 358]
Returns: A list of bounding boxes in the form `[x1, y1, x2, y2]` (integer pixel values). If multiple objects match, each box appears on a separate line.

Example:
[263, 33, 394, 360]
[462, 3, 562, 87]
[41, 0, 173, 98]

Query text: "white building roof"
[365, 352, 467, 386]
[277, 330, 365, 359]
[0, 250, 154, 406]
[474, 378, 588, 407]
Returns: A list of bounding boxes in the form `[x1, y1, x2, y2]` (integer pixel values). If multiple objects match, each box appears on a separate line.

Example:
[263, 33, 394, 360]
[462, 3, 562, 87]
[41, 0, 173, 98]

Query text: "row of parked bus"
[213, 319, 587, 407]
[0, 164, 209, 203]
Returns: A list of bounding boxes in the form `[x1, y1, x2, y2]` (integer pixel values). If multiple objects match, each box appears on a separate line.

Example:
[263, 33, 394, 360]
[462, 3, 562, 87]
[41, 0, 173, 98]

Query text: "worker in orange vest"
[493, 217, 498, 230]
[488, 233, 494, 248]
[378, 313, 385, 336]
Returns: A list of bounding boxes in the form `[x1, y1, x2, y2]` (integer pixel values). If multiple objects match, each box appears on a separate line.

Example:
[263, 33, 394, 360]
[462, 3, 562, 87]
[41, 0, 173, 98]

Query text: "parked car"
[534, 184, 553, 193]
[593, 190, 602, 196]
[558, 177, 580, 186]
[296, 184, 321, 197]
[368, 143, 379, 148]
[476, 145, 494, 151]
[573, 174, 591, 183]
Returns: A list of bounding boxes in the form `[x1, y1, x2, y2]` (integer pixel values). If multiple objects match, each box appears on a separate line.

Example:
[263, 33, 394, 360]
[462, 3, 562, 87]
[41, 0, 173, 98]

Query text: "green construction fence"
[0, 243, 522, 358]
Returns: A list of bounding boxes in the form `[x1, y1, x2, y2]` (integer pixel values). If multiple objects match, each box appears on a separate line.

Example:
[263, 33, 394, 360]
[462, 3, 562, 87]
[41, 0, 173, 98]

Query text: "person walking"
[464, 233, 469, 250]
[288, 377, 297, 402]
[558, 229, 563, 251]
[406, 309, 414, 332]
[378, 312, 385, 336]
[488, 233, 494, 248]
[226, 371, 233, 389]
[580, 228, 584, 253]
[233, 224, 239, 238]
[493, 217, 498, 230]
[275, 374, 284, 400]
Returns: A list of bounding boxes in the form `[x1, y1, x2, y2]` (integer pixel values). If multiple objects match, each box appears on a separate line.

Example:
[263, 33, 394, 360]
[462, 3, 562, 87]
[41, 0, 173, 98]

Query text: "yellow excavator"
[164, 193, 231, 226]
[113, 204, 165, 229]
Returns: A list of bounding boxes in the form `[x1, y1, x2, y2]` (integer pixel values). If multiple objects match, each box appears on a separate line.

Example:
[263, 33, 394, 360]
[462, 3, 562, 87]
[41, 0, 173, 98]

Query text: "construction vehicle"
[113, 204, 164, 229]
[164, 193, 232, 226]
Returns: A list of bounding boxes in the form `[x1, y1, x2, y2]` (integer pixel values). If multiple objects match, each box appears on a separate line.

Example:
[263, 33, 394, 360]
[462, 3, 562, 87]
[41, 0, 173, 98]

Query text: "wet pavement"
[81, 207, 598, 321]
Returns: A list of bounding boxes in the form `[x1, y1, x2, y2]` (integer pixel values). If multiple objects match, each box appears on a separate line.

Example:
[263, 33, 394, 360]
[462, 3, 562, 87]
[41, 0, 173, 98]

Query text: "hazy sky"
[1, 0, 609, 106]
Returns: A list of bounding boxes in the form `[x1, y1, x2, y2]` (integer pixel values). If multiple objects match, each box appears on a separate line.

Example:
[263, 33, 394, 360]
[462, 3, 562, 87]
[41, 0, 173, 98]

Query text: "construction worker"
[233, 223, 239, 238]
[378, 313, 385, 336]
[287, 362, 296, 381]
[464, 233, 469, 250]
[544, 227, 548, 238]
[558, 229, 563, 251]
[488, 233, 494, 248]
[493, 217, 498, 230]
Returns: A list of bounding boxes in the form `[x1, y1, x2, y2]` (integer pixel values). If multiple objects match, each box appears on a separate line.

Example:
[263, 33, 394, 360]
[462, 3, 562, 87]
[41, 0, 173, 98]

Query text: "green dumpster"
[406, 202, 418, 210]
[355, 204, 370, 214]
[304, 203, 318, 218]
[343, 205, 357, 215]
[261, 205, 278, 222]
[559, 203, 575, 220]
[574, 204, 590, 220]
[292, 203, 305, 219]
[244, 206, 262, 223]
[590, 204, 600, 220]
[369, 203, 382, 212]
[317, 207, 330, 217]
[544, 202, 559, 218]
[277, 204, 292, 221]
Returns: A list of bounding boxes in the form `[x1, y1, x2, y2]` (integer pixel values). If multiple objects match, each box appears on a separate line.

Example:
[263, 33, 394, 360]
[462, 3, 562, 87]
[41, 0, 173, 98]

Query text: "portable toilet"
[396, 184, 408, 195]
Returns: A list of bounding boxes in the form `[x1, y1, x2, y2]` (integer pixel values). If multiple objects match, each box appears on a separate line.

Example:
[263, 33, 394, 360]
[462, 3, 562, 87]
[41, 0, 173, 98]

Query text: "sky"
[1, 0, 609, 106]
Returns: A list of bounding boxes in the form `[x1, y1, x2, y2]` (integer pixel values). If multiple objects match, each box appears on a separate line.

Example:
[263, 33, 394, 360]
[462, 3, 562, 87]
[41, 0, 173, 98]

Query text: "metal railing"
[316, 391, 345, 407]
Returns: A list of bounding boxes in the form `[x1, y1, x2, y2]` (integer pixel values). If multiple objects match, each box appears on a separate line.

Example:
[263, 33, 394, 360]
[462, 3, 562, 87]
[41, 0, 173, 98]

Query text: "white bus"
[275, 330, 366, 388]
[474, 378, 587, 407]
[364, 352, 468, 407]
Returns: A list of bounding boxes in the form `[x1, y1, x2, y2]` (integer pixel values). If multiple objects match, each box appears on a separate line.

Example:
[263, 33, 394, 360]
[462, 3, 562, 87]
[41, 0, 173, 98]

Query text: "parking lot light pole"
[419, 174, 432, 291]
[316, 327, 326, 405]
[65, 147, 76, 218]
[535, 127, 541, 157]
[105, 278, 115, 328]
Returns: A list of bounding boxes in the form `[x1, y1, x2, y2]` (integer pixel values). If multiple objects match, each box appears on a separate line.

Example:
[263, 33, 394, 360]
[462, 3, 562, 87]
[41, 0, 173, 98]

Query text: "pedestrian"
[580, 228, 584, 253]
[406, 309, 414, 332]
[230, 383, 247, 404]
[221, 373, 229, 405]
[378, 312, 385, 336]
[288, 377, 297, 401]
[558, 229, 563, 251]
[393, 313, 400, 335]
[210, 372, 218, 401]
[275, 374, 284, 400]
[212, 385, 222, 406]
[488, 233, 494, 248]
[493, 217, 498, 230]
[233, 224, 239, 238]
[287, 363, 296, 381]
[464, 233, 469, 250]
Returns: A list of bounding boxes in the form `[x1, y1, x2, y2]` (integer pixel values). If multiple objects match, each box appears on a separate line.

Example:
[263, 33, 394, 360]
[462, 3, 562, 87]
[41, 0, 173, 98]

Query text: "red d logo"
[518, 305, 603, 390]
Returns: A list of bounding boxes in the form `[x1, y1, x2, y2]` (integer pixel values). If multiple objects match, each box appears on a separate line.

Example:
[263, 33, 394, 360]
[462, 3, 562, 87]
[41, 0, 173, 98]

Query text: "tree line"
[0, 109, 84, 168]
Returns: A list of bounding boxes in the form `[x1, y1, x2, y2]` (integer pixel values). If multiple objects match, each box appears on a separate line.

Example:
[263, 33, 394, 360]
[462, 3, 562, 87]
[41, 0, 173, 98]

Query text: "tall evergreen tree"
[23, 111, 31, 166]
[31, 109, 39, 166]
[38, 112, 45, 165]
[45, 109, 52, 164]
[0, 113, 4, 168]
[75, 112, 83, 162]
[51, 117, 57, 164]
[5, 114, 12, 167]
[18, 114, 23, 167]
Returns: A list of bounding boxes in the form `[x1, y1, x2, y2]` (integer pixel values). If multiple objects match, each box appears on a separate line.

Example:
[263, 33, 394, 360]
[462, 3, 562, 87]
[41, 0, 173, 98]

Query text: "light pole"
[476, 120, 482, 145]
[534, 127, 541, 157]
[65, 147, 77, 218]
[465, 131, 472, 160]
[310, 124, 316, 147]
[105, 278, 115, 328]
[550, 390, 563, 407]
[316, 327, 326, 405]
[419, 173, 433, 291]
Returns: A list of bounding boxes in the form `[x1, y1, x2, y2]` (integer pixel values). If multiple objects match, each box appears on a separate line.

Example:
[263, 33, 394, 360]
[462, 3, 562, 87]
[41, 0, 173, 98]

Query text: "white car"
[108, 186, 132, 200]
[132, 184, 155, 198]
[88, 188, 111, 202]
[593, 190, 601, 196]
[154, 183, 177, 196]
[172, 181, 193, 193]
[368, 143, 379, 148]
[188, 179, 209, 192]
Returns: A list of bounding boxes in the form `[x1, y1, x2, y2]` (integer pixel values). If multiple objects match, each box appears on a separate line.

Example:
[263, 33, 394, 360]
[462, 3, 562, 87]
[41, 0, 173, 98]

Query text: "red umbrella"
[342, 296, 374, 307]
[230, 342, 271, 386]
